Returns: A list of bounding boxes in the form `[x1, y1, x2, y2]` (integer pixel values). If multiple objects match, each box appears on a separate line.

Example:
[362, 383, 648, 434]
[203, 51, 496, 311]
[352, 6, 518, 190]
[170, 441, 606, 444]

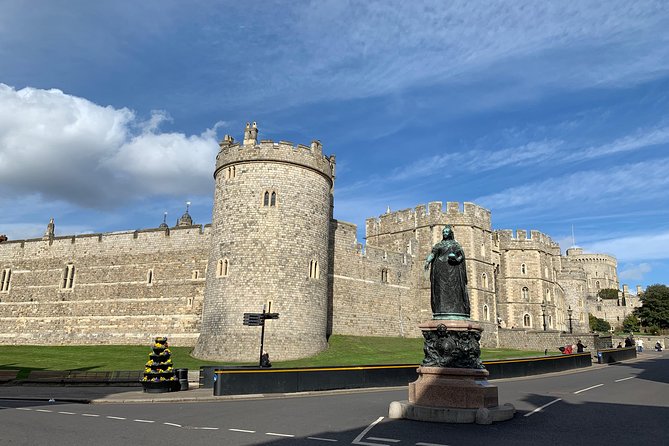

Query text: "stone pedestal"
[389, 319, 515, 424]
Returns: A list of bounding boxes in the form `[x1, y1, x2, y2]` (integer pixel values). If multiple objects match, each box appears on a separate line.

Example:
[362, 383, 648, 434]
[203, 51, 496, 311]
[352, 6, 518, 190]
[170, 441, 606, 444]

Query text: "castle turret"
[43, 218, 55, 240]
[193, 122, 336, 361]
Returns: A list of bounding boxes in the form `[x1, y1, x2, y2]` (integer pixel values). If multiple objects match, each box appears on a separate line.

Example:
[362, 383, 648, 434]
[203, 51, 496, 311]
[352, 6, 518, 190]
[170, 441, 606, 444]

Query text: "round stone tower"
[192, 122, 335, 361]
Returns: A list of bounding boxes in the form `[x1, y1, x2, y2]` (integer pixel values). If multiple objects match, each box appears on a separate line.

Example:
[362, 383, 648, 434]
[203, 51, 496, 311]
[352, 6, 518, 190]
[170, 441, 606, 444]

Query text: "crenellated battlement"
[495, 229, 560, 254]
[215, 123, 335, 183]
[0, 224, 212, 256]
[365, 201, 492, 237]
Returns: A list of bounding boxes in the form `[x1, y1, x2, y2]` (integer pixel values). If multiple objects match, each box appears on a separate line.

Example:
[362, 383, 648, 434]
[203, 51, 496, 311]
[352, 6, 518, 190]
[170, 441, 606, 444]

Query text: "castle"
[0, 123, 641, 361]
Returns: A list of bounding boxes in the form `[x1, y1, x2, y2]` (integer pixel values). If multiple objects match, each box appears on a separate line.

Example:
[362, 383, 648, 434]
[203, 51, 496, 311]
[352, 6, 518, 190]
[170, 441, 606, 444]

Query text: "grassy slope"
[0, 336, 545, 376]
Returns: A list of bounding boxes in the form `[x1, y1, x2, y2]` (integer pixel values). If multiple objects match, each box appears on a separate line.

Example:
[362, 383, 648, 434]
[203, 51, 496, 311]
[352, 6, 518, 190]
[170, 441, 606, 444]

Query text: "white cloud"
[0, 84, 220, 208]
[619, 263, 653, 282]
[476, 157, 669, 210]
[585, 231, 669, 262]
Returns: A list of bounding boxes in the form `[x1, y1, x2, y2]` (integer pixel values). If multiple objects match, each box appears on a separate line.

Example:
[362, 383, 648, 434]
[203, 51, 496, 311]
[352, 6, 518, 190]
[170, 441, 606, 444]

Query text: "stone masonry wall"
[0, 226, 209, 345]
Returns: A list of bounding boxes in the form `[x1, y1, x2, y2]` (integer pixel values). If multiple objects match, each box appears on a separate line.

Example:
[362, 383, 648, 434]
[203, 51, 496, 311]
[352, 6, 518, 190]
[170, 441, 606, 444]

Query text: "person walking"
[636, 338, 644, 353]
[576, 340, 587, 353]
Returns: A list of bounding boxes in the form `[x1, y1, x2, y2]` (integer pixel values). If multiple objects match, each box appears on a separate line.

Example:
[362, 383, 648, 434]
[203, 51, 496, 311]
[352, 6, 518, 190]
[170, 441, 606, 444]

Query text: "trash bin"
[176, 368, 189, 391]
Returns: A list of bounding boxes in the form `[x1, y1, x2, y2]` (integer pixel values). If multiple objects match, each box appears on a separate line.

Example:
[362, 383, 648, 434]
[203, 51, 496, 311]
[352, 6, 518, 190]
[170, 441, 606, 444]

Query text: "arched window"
[270, 191, 277, 207]
[381, 268, 388, 283]
[522, 287, 529, 300]
[483, 304, 489, 321]
[147, 269, 153, 285]
[521, 264, 527, 275]
[0, 268, 11, 292]
[523, 313, 531, 327]
[309, 260, 320, 279]
[263, 191, 270, 206]
[480, 242, 485, 258]
[481, 273, 488, 289]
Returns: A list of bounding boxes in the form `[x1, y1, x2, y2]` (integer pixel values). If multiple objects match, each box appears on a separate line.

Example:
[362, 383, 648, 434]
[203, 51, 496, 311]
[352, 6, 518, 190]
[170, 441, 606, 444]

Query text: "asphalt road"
[1, 352, 667, 446]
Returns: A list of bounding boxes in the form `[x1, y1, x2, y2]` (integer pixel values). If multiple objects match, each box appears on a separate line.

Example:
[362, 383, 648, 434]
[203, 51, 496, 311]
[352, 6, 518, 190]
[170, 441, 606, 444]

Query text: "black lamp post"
[567, 306, 573, 334]
[540, 300, 547, 331]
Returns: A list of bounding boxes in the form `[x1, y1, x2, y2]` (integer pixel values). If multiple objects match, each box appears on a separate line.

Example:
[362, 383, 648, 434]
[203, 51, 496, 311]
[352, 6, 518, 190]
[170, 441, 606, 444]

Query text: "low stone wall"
[498, 328, 605, 355]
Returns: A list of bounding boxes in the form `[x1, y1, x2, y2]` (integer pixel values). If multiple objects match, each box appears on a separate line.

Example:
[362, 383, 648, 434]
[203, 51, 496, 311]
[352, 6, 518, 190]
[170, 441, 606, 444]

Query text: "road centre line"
[266, 432, 295, 437]
[107, 416, 126, 420]
[133, 419, 155, 423]
[416, 443, 450, 446]
[307, 437, 338, 442]
[229, 428, 256, 433]
[35, 409, 52, 413]
[58, 411, 76, 415]
[193, 427, 219, 430]
[368, 438, 400, 443]
[16, 408, 32, 411]
[82, 413, 100, 417]
[615, 376, 635, 382]
[352, 416, 386, 446]
[163, 422, 181, 427]
[574, 384, 604, 394]
[524, 398, 563, 417]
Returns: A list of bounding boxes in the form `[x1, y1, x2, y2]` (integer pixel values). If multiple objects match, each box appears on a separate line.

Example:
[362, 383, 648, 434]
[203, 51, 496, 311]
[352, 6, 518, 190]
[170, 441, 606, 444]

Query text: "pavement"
[0, 352, 651, 405]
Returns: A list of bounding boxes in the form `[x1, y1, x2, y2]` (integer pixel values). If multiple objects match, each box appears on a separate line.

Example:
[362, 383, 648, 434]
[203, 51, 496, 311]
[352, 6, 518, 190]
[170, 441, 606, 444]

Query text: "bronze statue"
[424, 225, 470, 319]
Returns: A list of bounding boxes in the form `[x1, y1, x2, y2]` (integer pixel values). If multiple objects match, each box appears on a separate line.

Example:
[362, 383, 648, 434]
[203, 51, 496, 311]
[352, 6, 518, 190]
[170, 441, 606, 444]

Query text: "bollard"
[176, 368, 189, 391]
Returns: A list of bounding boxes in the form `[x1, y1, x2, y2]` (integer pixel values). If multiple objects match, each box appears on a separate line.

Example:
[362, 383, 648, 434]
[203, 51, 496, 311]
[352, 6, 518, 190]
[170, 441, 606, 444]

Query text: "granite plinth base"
[389, 400, 515, 424]
[409, 366, 497, 408]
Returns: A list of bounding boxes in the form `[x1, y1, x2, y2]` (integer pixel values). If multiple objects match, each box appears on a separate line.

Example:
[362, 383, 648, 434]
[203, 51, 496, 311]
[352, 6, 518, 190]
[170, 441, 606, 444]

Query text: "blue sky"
[1, 1, 668, 289]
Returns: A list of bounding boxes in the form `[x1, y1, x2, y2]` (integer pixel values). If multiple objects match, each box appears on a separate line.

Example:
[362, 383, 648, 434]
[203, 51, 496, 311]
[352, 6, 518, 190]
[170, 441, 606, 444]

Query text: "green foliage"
[622, 314, 640, 332]
[589, 313, 611, 332]
[597, 288, 619, 300]
[634, 284, 669, 329]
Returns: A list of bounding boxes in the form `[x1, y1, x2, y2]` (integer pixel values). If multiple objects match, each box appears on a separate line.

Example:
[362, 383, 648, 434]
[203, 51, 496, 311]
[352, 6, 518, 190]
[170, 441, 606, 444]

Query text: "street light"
[567, 306, 573, 334]
[540, 300, 547, 331]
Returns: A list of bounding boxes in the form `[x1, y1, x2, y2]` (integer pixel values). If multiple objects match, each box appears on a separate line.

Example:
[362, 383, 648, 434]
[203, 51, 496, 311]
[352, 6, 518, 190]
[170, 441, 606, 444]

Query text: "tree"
[588, 313, 611, 332]
[622, 314, 640, 332]
[597, 288, 619, 300]
[634, 284, 669, 329]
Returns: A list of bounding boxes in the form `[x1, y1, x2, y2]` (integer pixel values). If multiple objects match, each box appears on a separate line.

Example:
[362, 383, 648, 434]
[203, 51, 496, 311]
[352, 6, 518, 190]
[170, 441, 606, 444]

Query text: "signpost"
[243, 302, 279, 367]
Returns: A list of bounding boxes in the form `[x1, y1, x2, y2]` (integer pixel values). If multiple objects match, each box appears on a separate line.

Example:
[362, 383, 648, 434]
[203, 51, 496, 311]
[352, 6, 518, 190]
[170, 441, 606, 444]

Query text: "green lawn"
[0, 335, 545, 378]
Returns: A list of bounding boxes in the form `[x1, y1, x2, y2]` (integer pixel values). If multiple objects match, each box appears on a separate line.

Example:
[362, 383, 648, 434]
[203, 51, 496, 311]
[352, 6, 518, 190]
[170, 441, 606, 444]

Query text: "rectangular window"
[0, 268, 11, 292]
[62, 264, 75, 289]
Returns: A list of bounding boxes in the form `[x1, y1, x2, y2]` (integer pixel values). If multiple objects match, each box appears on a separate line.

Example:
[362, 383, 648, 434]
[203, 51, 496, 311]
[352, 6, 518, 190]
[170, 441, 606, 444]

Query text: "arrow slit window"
[0, 268, 11, 292]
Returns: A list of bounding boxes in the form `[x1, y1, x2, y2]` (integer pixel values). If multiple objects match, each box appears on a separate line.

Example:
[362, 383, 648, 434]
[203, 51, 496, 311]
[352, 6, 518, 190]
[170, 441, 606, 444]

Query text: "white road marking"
[107, 416, 126, 420]
[193, 427, 219, 430]
[82, 413, 100, 417]
[35, 409, 52, 413]
[229, 428, 256, 433]
[58, 411, 76, 415]
[416, 443, 450, 446]
[133, 419, 155, 423]
[163, 422, 181, 427]
[17, 408, 32, 411]
[266, 432, 295, 437]
[307, 437, 338, 442]
[574, 384, 604, 394]
[615, 376, 635, 382]
[352, 416, 386, 446]
[368, 438, 400, 443]
[524, 398, 563, 417]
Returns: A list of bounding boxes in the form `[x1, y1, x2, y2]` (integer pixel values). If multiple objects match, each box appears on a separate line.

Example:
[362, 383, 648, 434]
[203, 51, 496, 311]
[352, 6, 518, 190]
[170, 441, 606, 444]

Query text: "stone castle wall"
[496, 229, 565, 331]
[0, 226, 210, 345]
[330, 220, 417, 338]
